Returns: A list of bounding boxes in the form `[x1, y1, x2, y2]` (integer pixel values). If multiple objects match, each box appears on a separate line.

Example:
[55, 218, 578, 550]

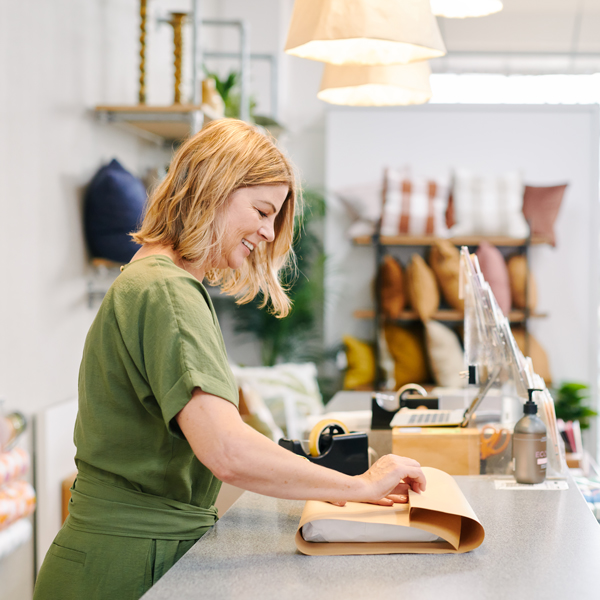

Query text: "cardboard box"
[392, 427, 481, 475]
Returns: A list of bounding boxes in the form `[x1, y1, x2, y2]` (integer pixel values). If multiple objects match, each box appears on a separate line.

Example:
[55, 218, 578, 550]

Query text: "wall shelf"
[352, 235, 553, 247]
[94, 104, 221, 142]
[353, 309, 548, 323]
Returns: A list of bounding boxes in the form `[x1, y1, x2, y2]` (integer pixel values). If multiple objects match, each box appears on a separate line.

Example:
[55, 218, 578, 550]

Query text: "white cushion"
[334, 181, 382, 225]
[230, 363, 324, 440]
[450, 169, 529, 238]
[424, 321, 464, 388]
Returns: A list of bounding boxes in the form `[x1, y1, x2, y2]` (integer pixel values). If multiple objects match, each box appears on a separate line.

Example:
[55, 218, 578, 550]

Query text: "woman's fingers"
[364, 497, 395, 506]
[386, 494, 408, 504]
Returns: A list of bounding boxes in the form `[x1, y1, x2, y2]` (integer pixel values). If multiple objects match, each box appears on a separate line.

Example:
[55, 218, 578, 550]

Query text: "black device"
[278, 430, 369, 476]
[371, 392, 439, 430]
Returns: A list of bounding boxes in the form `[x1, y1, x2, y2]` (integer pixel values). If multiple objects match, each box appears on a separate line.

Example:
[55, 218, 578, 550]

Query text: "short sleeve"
[117, 261, 239, 437]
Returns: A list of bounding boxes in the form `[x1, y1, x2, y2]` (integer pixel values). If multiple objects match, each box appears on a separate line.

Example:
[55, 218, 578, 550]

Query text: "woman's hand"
[347, 455, 426, 507]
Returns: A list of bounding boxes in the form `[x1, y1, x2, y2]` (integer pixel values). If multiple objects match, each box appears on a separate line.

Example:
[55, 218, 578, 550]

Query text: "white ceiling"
[433, 0, 600, 73]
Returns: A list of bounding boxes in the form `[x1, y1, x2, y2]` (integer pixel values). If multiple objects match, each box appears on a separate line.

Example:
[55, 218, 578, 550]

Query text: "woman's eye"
[258, 210, 268, 218]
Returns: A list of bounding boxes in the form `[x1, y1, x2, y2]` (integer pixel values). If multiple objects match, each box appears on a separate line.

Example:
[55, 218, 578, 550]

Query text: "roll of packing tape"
[308, 419, 349, 457]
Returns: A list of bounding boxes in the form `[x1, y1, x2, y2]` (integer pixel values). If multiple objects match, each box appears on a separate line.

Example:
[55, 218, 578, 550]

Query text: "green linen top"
[72, 255, 238, 537]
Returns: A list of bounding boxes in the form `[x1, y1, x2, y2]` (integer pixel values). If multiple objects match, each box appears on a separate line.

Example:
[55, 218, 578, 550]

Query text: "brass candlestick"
[169, 12, 187, 104]
[138, 0, 147, 104]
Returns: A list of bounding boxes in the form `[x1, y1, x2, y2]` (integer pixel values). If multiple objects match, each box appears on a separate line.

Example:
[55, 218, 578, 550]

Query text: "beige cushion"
[406, 254, 439, 322]
[424, 321, 464, 388]
[379, 255, 405, 319]
[507, 255, 537, 311]
[429, 239, 464, 311]
[384, 324, 430, 388]
[512, 327, 552, 385]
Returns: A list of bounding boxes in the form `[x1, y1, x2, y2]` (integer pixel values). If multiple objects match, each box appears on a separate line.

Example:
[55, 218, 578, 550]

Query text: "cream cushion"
[450, 169, 529, 238]
[425, 321, 464, 388]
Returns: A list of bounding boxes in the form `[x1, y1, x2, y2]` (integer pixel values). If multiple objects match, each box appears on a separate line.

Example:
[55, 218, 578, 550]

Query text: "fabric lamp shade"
[284, 0, 446, 65]
[318, 62, 432, 106]
[431, 0, 503, 18]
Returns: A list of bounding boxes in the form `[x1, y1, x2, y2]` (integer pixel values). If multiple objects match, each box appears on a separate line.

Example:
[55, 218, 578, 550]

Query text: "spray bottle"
[513, 389, 547, 484]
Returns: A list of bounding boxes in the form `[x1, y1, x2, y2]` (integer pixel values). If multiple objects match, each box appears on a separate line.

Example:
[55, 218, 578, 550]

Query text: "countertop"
[142, 475, 600, 600]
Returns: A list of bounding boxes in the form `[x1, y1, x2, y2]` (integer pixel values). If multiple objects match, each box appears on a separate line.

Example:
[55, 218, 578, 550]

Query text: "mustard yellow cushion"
[343, 335, 376, 390]
[429, 239, 464, 312]
[384, 324, 429, 388]
[406, 254, 440, 322]
[378, 255, 405, 319]
[512, 327, 552, 386]
[507, 255, 537, 311]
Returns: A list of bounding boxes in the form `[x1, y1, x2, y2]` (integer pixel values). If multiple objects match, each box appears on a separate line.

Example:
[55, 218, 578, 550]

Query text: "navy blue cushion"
[84, 159, 146, 263]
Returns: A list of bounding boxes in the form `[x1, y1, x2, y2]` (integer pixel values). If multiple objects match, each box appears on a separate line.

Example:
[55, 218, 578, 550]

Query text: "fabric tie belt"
[67, 472, 218, 540]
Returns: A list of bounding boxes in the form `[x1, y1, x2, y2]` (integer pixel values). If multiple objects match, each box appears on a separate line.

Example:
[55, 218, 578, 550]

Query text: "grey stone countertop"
[142, 476, 600, 600]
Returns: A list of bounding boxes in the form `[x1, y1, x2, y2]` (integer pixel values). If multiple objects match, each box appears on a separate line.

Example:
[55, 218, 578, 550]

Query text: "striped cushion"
[381, 169, 449, 237]
[450, 169, 529, 238]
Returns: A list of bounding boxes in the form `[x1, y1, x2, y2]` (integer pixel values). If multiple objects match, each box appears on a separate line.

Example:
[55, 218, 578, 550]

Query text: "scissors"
[480, 425, 510, 460]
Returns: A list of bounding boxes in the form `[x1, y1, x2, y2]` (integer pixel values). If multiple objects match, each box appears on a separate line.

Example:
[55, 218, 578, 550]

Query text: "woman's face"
[217, 184, 289, 270]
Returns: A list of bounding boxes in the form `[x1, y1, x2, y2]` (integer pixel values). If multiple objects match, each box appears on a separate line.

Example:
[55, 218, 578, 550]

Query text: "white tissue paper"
[302, 518, 442, 543]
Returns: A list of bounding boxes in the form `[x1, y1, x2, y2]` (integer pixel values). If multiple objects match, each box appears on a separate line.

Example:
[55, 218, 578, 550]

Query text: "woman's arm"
[176, 388, 426, 505]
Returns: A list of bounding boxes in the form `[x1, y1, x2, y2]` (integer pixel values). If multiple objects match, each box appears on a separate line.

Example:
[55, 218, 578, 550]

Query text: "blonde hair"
[132, 119, 299, 317]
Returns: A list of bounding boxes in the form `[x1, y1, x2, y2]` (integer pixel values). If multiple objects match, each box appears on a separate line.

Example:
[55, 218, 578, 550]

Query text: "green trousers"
[33, 519, 197, 600]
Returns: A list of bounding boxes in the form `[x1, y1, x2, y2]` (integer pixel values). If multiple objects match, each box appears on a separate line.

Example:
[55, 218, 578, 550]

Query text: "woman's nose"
[259, 220, 275, 242]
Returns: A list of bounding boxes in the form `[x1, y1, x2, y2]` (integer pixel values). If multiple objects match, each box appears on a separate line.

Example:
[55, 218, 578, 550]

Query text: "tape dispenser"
[371, 384, 439, 430]
[278, 419, 369, 476]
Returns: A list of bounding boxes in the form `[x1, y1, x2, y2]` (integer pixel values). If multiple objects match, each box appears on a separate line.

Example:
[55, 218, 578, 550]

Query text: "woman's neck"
[130, 244, 207, 282]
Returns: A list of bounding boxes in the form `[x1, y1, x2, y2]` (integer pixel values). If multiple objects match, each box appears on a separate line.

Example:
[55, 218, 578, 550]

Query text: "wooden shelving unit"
[355, 232, 549, 389]
[353, 309, 548, 322]
[353, 234, 553, 247]
[94, 104, 222, 142]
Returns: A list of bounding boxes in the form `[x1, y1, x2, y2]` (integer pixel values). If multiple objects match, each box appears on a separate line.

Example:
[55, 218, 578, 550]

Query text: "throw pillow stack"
[336, 167, 567, 245]
[342, 238, 553, 391]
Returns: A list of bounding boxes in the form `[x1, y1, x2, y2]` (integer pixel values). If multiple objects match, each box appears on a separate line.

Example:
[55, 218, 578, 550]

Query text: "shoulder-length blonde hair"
[132, 119, 299, 317]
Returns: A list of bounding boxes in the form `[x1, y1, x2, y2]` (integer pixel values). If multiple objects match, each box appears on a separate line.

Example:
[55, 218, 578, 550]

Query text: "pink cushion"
[476, 241, 511, 315]
[522, 184, 567, 247]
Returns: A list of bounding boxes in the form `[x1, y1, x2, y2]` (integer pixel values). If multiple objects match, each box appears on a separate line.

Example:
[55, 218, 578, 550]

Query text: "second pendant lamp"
[317, 62, 432, 106]
[284, 0, 446, 66]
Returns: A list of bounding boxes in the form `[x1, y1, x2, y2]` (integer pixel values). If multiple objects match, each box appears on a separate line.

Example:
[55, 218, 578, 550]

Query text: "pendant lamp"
[284, 0, 446, 66]
[317, 62, 432, 106]
[431, 0, 503, 18]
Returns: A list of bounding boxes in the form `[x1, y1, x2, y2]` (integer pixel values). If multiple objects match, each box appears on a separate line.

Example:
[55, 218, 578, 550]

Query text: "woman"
[34, 119, 426, 600]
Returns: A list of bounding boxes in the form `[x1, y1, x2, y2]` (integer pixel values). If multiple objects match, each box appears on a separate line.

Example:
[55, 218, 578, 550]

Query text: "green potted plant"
[553, 382, 598, 429]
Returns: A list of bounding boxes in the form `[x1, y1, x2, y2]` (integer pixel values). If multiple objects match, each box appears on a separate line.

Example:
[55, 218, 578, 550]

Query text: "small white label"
[537, 457, 548, 465]
[494, 479, 568, 491]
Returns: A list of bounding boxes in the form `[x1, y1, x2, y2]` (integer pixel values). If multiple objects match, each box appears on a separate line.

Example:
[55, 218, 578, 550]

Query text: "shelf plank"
[352, 309, 548, 322]
[95, 104, 221, 141]
[95, 104, 218, 115]
[352, 235, 553, 246]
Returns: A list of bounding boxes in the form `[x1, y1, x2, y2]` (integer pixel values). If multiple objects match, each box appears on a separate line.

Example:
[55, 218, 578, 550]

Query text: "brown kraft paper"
[295, 467, 484, 555]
